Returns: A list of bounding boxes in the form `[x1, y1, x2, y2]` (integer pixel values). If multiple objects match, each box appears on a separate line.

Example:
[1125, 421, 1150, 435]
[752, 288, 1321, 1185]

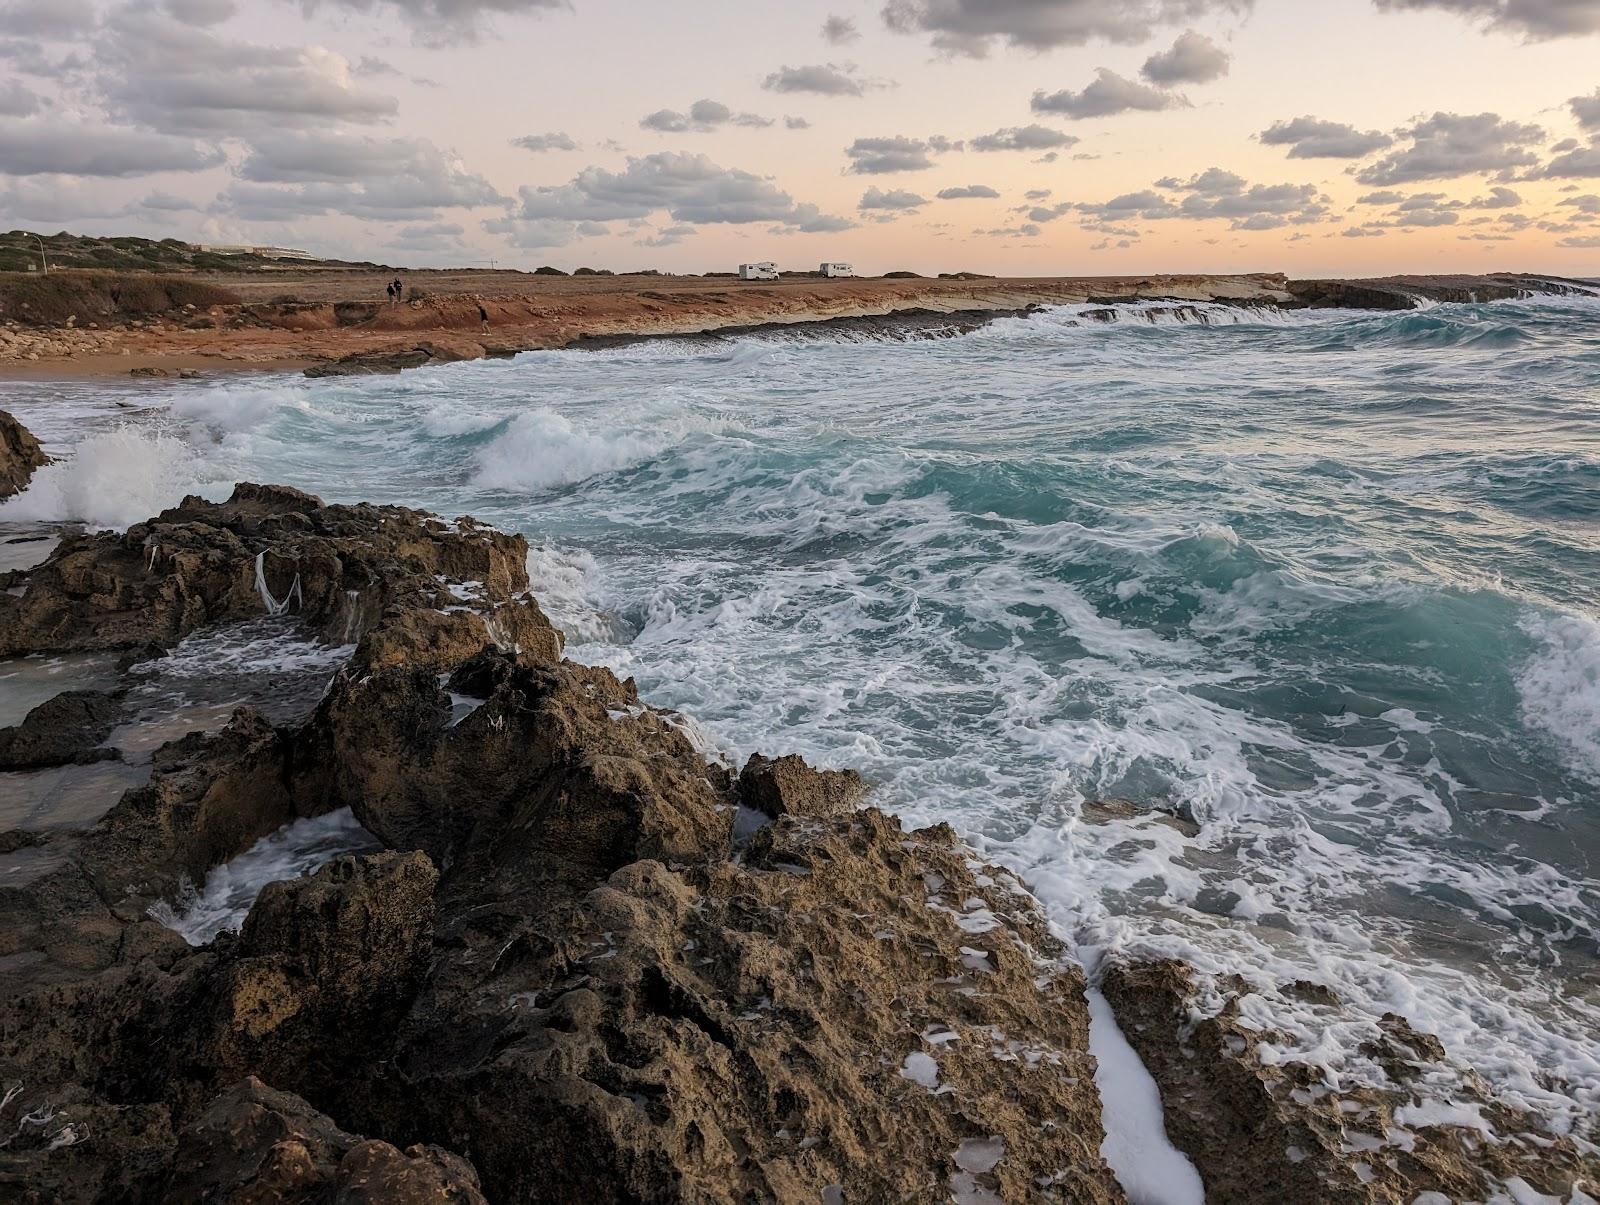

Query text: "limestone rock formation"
[0, 409, 48, 497]
[0, 482, 560, 661]
[162, 1078, 486, 1204]
[1102, 958, 1600, 1203]
[0, 487, 1127, 1202]
[0, 690, 123, 769]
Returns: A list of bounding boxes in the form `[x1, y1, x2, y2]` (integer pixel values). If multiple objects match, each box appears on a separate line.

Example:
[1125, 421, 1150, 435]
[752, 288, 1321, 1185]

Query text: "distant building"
[738, 261, 778, 281]
[819, 262, 854, 278]
[193, 244, 318, 261]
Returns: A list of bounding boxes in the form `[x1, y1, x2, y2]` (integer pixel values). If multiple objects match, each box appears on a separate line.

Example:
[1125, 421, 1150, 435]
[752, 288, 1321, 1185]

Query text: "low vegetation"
[0, 271, 241, 326]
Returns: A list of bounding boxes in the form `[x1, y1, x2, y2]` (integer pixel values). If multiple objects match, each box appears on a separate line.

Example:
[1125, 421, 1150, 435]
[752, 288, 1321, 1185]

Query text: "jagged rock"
[359, 807, 1121, 1204]
[303, 338, 487, 378]
[198, 853, 437, 1094]
[294, 650, 732, 878]
[0, 689, 123, 769]
[163, 1078, 486, 1204]
[1079, 797, 1200, 838]
[0, 709, 296, 997]
[0, 482, 557, 659]
[1101, 958, 1600, 1204]
[0, 488, 1127, 1204]
[737, 751, 864, 819]
[0, 409, 49, 498]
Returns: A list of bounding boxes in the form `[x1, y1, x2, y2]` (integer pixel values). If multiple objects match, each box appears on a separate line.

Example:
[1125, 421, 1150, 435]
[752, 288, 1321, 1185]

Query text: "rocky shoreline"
[2, 270, 1594, 380]
[0, 415, 1595, 1202]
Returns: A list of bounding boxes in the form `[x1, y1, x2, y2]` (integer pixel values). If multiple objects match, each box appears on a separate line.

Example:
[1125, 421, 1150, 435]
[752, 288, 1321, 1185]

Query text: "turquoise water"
[3, 296, 1598, 1129]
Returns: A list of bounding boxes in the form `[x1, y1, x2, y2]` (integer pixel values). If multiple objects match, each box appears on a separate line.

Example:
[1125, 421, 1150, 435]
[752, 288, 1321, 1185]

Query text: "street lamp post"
[32, 235, 47, 274]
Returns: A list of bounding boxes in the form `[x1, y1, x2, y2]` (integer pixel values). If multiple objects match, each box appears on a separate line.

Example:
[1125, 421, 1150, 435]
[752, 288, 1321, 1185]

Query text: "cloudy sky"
[3, 0, 1599, 274]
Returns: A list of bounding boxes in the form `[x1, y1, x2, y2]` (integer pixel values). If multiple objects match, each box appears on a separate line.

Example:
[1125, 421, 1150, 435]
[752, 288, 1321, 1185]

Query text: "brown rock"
[303, 337, 487, 377]
[738, 751, 865, 819]
[295, 650, 730, 877]
[373, 808, 1121, 1204]
[0, 409, 49, 498]
[162, 1077, 485, 1203]
[0, 483, 553, 658]
[1101, 958, 1600, 1204]
[0, 689, 123, 769]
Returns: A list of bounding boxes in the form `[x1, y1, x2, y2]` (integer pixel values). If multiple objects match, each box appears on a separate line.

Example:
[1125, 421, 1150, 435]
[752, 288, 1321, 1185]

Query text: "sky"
[2, 0, 1599, 275]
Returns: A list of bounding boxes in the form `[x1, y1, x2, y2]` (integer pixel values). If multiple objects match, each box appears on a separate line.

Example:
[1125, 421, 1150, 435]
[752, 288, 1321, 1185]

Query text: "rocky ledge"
[0, 453, 1594, 1202]
[0, 478, 1120, 1203]
[0, 409, 49, 499]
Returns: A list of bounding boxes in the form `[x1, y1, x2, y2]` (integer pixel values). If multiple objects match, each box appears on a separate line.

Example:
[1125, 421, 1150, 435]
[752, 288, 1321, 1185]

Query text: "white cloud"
[1141, 31, 1230, 84]
[821, 14, 859, 43]
[845, 135, 941, 173]
[1571, 88, 1600, 132]
[99, 7, 397, 134]
[1373, 0, 1600, 39]
[880, 0, 1253, 57]
[1259, 116, 1393, 158]
[640, 99, 772, 133]
[859, 186, 927, 211]
[762, 63, 883, 97]
[1354, 111, 1543, 184]
[1031, 70, 1186, 119]
[295, 0, 567, 47]
[513, 131, 579, 152]
[495, 150, 852, 247]
[970, 124, 1079, 152]
[0, 117, 224, 176]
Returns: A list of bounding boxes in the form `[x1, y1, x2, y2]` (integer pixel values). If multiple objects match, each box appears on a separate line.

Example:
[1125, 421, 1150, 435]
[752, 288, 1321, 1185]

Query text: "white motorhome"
[819, 262, 854, 278]
[739, 262, 778, 281]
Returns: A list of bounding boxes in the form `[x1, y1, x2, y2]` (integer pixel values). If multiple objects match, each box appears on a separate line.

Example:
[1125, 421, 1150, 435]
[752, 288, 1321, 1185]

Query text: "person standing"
[385, 281, 395, 305]
[478, 302, 489, 334]
[393, 277, 403, 303]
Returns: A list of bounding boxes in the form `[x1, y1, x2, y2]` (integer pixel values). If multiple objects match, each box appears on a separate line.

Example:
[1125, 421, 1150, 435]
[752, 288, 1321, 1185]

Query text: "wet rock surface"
[1101, 958, 1600, 1204]
[0, 487, 1124, 1203]
[0, 689, 123, 769]
[0, 409, 49, 498]
[302, 336, 488, 377]
[0, 480, 553, 659]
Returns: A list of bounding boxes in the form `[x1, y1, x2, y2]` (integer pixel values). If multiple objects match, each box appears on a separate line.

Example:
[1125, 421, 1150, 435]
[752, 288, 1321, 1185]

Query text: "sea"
[2, 296, 1597, 1183]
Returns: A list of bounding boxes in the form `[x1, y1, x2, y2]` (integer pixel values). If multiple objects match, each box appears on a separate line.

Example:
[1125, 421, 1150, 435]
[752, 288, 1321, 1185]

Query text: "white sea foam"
[1086, 984, 1205, 1205]
[1518, 611, 1600, 784]
[169, 385, 310, 440]
[472, 407, 724, 493]
[149, 808, 379, 945]
[0, 426, 226, 529]
[524, 542, 634, 644]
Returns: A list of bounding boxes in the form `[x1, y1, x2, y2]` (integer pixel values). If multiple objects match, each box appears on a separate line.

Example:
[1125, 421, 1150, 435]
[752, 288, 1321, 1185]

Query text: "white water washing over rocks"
[1, 295, 1598, 1200]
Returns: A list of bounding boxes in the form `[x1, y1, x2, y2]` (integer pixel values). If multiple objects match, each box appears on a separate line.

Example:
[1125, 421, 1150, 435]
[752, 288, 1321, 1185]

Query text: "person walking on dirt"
[385, 281, 396, 304]
[478, 303, 489, 334]
[392, 278, 403, 302]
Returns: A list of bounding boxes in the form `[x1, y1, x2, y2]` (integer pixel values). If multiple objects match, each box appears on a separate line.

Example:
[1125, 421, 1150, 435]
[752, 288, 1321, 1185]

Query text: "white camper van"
[819, 262, 854, 278]
[738, 262, 778, 281]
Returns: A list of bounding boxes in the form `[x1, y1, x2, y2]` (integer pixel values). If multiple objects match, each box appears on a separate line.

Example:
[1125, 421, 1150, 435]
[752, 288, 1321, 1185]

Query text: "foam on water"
[1518, 612, 1600, 785]
[5, 294, 1600, 1150]
[472, 405, 727, 494]
[149, 808, 381, 945]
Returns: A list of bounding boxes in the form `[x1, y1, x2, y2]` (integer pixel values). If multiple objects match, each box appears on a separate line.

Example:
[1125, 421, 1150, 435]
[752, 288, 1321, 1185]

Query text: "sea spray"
[0, 426, 224, 530]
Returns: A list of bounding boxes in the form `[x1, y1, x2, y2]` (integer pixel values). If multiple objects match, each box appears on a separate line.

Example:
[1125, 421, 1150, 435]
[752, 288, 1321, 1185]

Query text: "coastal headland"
[0, 266, 1592, 378]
